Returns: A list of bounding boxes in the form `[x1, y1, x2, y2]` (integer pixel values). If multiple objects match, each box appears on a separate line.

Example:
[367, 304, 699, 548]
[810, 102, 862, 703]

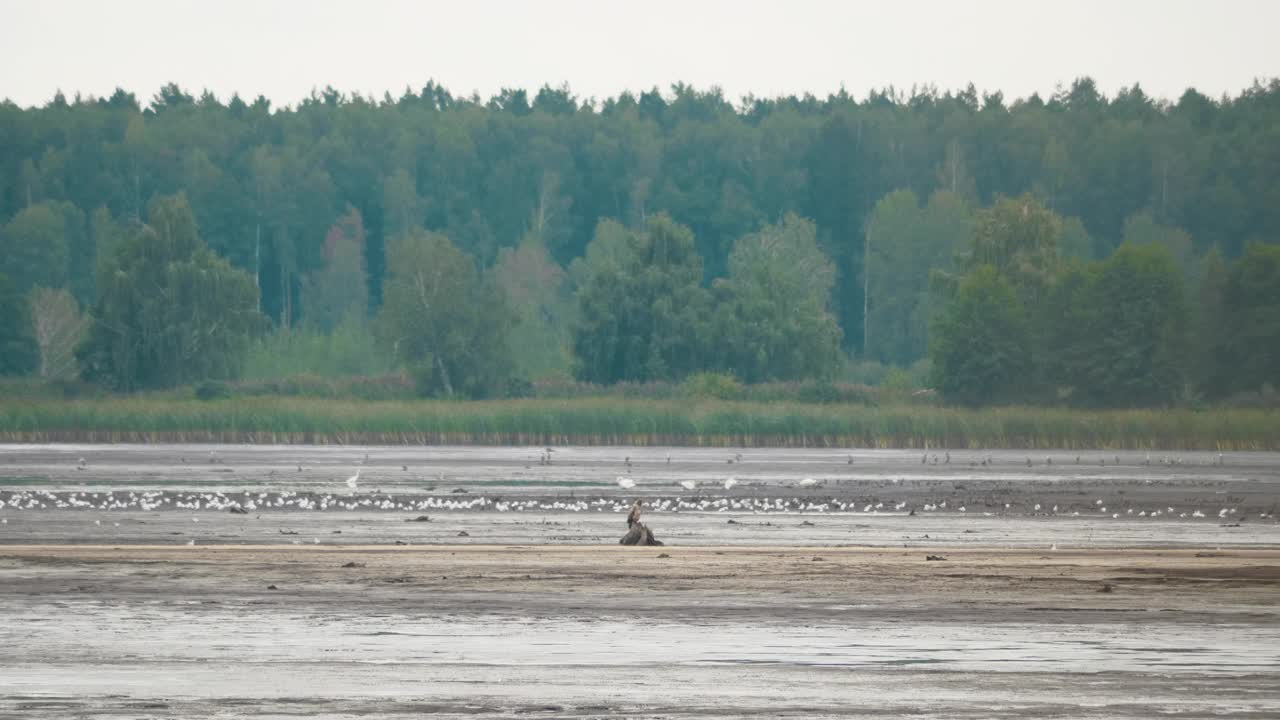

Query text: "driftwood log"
[619, 499, 664, 546]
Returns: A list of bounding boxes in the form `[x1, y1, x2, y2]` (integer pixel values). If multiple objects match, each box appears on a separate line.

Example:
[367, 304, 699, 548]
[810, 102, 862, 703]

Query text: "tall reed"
[0, 397, 1275, 449]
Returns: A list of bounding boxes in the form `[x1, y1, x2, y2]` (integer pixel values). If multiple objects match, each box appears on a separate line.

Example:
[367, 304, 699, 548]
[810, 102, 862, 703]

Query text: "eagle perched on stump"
[620, 499, 663, 546]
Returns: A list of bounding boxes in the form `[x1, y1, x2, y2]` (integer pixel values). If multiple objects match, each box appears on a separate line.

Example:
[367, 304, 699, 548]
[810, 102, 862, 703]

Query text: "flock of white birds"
[0, 485, 1269, 523]
[0, 451, 1272, 529]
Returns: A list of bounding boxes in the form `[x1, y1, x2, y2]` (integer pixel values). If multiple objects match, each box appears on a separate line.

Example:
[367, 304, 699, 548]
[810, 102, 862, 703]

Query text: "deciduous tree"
[1053, 244, 1189, 406]
[491, 236, 574, 380]
[712, 214, 841, 382]
[28, 286, 87, 379]
[0, 272, 38, 376]
[300, 207, 368, 332]
[1, 201, 72, 293]
[77, 194, 264, 390]
[1216, 243, 1280, 395]
[929, 266, 1032, 405]
[376, 229, 514, 397]
[572, 215, 710, 383]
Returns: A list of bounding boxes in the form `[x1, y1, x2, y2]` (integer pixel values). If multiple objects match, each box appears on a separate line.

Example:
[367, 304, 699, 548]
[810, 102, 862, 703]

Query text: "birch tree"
[29, 287, 87, 379]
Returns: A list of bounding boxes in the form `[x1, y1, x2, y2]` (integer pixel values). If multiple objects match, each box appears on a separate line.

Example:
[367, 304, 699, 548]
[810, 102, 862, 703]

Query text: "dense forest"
[1, 78, 1278, 406]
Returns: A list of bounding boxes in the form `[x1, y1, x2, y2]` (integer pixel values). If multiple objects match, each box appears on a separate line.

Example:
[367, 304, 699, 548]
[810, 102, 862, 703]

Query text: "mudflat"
[2, 444, 1279, 718]
[2, 544, 1279, 718]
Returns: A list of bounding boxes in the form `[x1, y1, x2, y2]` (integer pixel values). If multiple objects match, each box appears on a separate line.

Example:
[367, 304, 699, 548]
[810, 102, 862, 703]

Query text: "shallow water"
[7, 603, 1279, 674]
[4, 594, 1278, 718]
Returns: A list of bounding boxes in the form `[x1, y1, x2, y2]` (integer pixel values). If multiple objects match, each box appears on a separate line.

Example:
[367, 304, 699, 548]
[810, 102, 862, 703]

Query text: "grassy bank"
[0, 397, 1276, 450]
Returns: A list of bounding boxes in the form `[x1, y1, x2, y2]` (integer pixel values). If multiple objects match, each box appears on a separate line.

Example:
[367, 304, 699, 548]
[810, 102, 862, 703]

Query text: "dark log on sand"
[619, 522, 664, 546]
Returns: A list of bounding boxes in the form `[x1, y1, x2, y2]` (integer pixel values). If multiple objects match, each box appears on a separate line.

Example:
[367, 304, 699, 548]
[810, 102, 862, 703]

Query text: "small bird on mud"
[346, 469, 361, 490]
[679, 480, 697, 491]
[723, 477, 738, 490]
[617, 476, 636, 489]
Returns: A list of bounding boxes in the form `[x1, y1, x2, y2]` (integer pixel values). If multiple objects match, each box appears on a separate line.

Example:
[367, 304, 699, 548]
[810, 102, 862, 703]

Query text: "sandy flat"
[2, 544, 1279, 718]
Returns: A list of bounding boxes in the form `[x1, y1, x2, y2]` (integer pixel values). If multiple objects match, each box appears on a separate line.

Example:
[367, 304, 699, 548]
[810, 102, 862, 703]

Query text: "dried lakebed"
[2, 445, 1279, 718]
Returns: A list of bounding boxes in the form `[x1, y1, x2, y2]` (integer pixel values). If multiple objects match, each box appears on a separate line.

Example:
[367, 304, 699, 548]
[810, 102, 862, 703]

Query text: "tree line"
[1, 79, 1278, 405]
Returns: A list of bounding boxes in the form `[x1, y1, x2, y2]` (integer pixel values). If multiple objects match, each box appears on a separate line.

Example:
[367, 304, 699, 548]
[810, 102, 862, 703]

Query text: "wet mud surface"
[2, 445, 1279, 717]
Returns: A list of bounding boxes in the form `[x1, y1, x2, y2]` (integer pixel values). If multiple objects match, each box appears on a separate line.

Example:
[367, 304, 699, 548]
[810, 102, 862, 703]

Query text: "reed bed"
[0, 397, 1276, 450]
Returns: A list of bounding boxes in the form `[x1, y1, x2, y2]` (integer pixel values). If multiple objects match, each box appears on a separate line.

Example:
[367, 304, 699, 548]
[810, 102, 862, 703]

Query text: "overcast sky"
[2, 0, 1277, 109]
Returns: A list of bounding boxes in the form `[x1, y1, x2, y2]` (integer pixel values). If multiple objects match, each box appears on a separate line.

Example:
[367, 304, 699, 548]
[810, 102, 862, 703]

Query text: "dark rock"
[926, 555, 947, 561]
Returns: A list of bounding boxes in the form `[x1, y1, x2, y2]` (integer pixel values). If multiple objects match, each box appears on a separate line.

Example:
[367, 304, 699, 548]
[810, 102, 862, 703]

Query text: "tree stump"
[619, 522, 664, 546]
